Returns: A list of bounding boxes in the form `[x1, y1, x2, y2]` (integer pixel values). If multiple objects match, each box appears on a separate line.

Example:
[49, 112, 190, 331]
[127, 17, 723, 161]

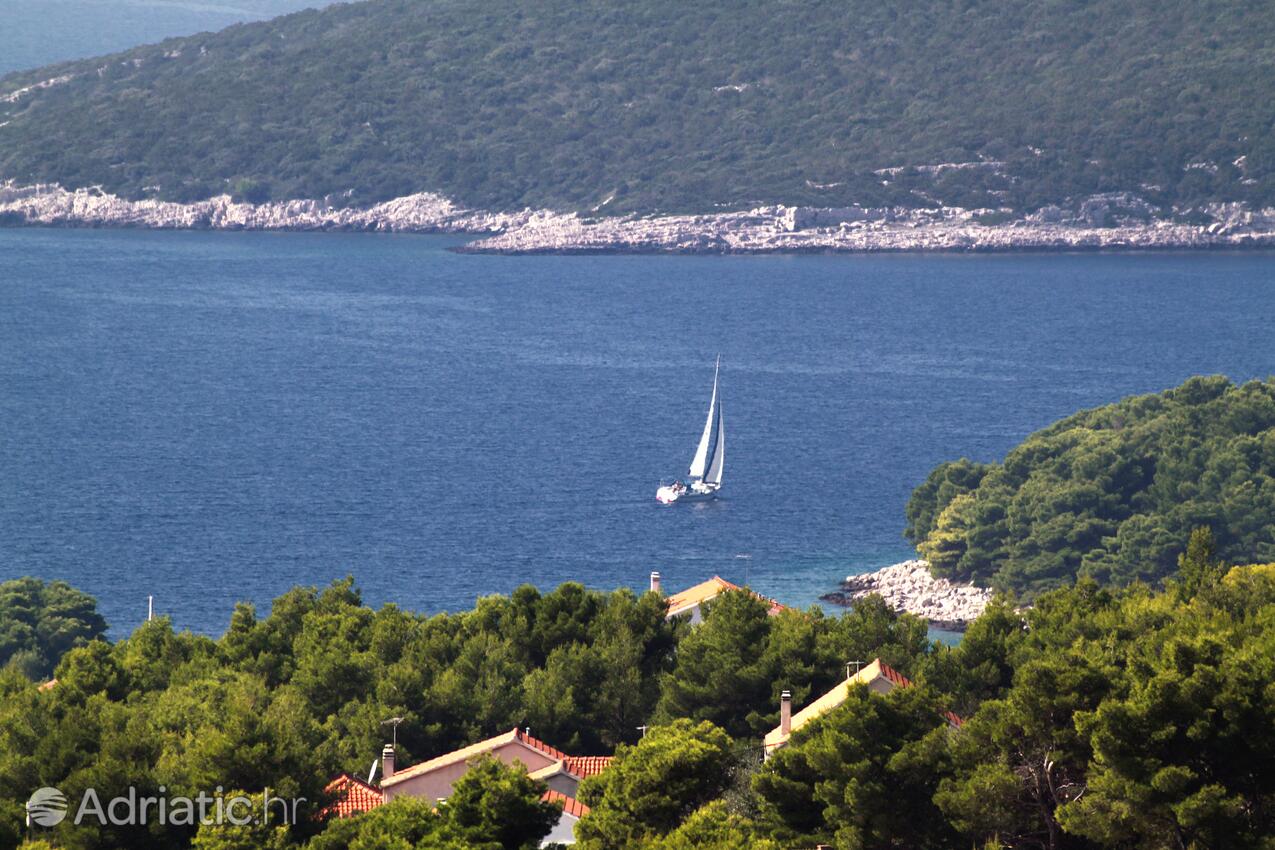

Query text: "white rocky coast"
[0, 182, 532, 233]
[3, 181, 1274, 254]
[463, 197, 1275, 253]
[821, 559, 994, 631]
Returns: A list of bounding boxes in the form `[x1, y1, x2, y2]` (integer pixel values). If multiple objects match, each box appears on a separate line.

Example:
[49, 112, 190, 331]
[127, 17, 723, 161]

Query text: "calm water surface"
[2, 228, 1273, 635]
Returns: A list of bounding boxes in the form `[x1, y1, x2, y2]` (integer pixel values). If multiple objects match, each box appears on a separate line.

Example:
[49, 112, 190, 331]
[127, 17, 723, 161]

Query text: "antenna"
[381, 716, 405, 747]
[367, 758, 380, 785]
[636, 725, 649, 738]
[148, 595, 154, 622]
[846, 660, 865, 680]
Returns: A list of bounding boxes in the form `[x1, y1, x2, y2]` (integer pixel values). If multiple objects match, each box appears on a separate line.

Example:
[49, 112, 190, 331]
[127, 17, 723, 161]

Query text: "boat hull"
[656, 484, 720, 504]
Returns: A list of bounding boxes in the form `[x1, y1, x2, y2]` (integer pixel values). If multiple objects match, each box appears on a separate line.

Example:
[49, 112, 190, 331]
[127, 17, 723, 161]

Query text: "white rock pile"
[821, 559, 993, 631]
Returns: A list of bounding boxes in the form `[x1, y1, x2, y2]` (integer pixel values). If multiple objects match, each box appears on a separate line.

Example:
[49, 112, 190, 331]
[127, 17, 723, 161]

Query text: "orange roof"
[665, 576, 786, 618]
[542, 788, 590, 818]
[562, 755, 613, 779]
[37, 679, 57, 692]
[323, 774, 385, 818]
[514, 728, 570, 761]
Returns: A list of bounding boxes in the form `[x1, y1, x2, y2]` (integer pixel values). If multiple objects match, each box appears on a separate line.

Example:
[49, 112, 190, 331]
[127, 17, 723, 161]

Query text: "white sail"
[705, 400, 725, 485]
[688, 359, 720, 479]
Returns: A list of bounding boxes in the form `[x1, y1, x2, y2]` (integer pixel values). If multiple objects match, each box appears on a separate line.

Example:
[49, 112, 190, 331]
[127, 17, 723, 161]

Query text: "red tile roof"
[513, 728, 570, 761]
[323, 774, 385, 819]
[542, 789, 590, 818]
[562, 755, 613, 779]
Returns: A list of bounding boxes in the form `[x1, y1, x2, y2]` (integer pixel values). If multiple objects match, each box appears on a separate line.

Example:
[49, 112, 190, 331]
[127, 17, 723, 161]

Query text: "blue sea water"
[1, 228, 1273, 637]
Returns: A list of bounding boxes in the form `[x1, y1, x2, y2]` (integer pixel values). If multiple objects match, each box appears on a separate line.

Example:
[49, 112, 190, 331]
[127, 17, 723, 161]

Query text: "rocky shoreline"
[821, 560, 993, 631]
[3, 181, 1275, 254]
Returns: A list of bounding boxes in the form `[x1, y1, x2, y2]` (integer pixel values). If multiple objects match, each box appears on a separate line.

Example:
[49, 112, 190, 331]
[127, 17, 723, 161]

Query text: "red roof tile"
[542, 789, 590, 818]
[514, 728, 570, 762]
[562, 755, 613, 779]
[878, 661, 913, 689]
[323, 774, 385, 819]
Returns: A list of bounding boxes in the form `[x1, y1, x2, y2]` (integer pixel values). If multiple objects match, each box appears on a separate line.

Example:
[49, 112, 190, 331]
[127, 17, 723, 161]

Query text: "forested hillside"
[906, 375, 1275, 596]
[1, 0, 1273, 213]
[3, 566, 1273, 849]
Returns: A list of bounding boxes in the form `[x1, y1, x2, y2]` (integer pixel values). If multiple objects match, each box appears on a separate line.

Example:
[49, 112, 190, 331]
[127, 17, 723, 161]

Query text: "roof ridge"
[327, 771, 382, 793]
[514, 727, 569, 761]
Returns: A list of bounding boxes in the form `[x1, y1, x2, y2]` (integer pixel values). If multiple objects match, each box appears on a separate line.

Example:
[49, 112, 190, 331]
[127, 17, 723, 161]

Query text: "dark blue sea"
[2, 228, 1273, 637]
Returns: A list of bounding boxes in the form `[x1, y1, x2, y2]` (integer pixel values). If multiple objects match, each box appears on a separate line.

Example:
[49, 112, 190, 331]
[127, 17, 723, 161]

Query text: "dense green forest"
[1, 0, 1273, 213]
[906, 376, 1275, 597]
[0, 578, 105, 680]
[3, 557, 1274, 849]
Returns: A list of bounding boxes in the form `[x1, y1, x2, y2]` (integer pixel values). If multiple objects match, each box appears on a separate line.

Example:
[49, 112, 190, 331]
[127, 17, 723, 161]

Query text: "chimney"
[381, 743, 395, 780]
[780, 690, 792, 736]
[650, 571, 662, 594]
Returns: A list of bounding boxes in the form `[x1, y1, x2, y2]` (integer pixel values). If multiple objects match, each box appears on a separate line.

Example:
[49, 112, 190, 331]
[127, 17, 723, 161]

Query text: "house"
[323, 728, 611, 845]
[324, 768, 595, 847]
[380, 727, 610, 802]
[763, 658, 962, 755]
[654, 571, 786, 624]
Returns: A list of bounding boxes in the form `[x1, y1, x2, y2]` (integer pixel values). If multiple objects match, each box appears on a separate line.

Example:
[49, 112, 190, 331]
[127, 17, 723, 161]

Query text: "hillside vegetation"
[906, 375, 1275, 597]
[3, 568, 1273, 849]
[1, 0, 1273, 213]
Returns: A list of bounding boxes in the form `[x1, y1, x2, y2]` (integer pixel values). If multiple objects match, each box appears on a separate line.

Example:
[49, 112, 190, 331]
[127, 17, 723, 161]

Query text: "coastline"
[4, 181, 1275, 254]
[821, 559, 993, 631]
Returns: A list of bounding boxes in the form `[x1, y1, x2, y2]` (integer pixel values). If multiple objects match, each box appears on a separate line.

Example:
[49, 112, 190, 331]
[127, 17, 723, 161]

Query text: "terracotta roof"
[37, 679, 57, 692]
[542, 789, 590, 819]
[562, 755, 613, 779]
[665, 576, 786, 618]
[514, 728, 570, 761]
[323, 774, 385, 818]
[763, 658, 962, 751]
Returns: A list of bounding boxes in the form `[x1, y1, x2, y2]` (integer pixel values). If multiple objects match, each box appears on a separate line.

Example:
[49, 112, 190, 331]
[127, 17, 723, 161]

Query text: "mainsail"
[705, 399, 725, 485]
[688, 358, 720, 479]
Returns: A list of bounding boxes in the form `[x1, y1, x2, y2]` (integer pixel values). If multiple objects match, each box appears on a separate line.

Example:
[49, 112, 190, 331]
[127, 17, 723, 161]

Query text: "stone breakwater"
[821, 559, 994, 631]
[4, 181, 1275, 253]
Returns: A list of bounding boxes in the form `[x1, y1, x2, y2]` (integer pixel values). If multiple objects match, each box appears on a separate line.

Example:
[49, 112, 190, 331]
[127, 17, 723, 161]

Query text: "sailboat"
[656, 357, 725, 504]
